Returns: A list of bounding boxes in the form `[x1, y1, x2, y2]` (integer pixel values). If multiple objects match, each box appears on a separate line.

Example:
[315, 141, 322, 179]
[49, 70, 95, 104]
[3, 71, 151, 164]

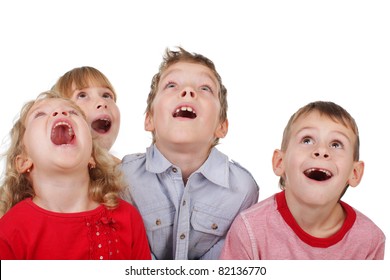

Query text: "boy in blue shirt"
[121, 47, 259, 259]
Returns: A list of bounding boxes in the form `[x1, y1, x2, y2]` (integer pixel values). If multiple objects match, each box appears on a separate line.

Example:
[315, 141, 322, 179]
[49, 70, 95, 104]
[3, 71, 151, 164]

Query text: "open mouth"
[91, 118, 111, 134]
[172, 106, 197, 119]
[51, 121, 75, 145]
[304, 168, 333, 181]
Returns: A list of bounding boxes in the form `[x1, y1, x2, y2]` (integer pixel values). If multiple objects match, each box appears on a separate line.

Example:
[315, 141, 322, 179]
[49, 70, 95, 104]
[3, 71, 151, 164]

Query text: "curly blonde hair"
[0, 91, 124, 216]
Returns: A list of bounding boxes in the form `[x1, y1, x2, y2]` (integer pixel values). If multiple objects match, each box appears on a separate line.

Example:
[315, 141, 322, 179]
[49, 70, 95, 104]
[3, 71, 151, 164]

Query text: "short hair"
[146, 47, 228, 146]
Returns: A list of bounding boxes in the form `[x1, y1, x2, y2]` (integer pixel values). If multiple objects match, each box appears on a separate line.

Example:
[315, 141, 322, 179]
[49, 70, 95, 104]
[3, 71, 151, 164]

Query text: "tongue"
[51, 125, 74, 145]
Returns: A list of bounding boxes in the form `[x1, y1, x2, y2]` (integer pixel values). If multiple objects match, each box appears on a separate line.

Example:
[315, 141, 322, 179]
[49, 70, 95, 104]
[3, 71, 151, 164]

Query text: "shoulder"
[240, 195, 277, 221]
[120, 153, 147, 178]
[353, 208, 386, 240]
[115, 199, 141, 214]
[0, 199, 33, 232]
[213, 148, 257, 182]
[0, 199, 32, 221]
[229, 195, 277, 235]
[121, 152, 146, 165]
[227, 158, 259, 195]
[229, 159, 256, 179]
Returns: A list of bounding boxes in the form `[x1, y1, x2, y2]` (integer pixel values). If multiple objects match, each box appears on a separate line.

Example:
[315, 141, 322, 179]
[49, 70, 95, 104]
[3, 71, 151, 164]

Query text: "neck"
[30, 169, 98, 213]
[285, 191, 346, 238]
[156, 142, 211, 181]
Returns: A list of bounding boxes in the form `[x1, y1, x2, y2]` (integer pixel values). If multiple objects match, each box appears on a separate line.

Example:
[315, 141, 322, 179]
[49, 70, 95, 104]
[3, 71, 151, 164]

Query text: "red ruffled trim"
[86, 208, 120, 259]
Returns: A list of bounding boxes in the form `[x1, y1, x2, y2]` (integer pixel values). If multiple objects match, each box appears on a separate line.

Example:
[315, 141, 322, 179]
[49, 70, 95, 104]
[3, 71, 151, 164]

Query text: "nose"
[313, 147, 330, 159]
[52, 110, 69, 117]
[96, 100, 108, 110]
[180, 87, 196, 98]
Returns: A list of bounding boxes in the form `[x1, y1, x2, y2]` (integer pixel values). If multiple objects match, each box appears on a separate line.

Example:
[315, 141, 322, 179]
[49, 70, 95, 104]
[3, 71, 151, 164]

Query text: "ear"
[15, 154, 33, 174]
[347, 161, 364, 187]
[272, 149, 285, 176]
[88, 157, 96, 169]
[215, 119, 228, 139]
[144, 112, 155, 132]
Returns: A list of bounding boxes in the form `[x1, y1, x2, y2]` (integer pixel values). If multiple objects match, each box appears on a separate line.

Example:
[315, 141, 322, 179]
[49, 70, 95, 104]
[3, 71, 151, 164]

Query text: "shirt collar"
[145, 144, 173, 173]
[146, 144, 230, 189]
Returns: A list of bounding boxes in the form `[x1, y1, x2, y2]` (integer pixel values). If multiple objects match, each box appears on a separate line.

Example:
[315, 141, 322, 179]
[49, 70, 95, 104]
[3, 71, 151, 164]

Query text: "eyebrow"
[28, 102, 81, 117]
[160, 67, 218, 85]
[296, 126, 353, 143]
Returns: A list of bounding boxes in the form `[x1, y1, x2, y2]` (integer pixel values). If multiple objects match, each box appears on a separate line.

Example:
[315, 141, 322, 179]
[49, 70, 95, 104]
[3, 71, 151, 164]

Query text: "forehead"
[291, 111, 355, 136]
[161, 61, 218, 82]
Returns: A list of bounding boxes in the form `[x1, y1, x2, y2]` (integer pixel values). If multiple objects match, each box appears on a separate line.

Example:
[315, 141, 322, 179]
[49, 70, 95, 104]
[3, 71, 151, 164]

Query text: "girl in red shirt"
[0, 91, 151, 260]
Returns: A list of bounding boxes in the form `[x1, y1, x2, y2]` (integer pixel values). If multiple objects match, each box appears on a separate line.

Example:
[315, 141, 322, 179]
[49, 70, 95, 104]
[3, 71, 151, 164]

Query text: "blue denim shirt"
[121, 145, 259, 260]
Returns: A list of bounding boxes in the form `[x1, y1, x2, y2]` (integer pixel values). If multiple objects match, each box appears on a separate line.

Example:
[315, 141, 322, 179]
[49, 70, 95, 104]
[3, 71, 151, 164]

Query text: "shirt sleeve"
[129, 207, 152, 260]
[219, 213, 256, 260]
[0, 236, 17, 260]
[367, 227, 386, 260]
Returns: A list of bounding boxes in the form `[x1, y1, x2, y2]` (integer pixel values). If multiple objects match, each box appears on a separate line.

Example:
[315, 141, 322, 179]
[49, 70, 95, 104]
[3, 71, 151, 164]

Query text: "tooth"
[187, 107, 193, 112]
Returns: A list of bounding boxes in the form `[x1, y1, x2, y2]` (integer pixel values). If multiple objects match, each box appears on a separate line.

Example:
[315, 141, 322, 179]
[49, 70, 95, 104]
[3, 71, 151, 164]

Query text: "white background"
[0, 0, 389, 275]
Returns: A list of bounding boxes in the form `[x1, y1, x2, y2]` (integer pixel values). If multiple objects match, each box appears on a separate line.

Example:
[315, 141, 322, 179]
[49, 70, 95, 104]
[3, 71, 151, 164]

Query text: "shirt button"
[211, 223, 218, 230]
[172, 167, 178, 173]
[156, 219, 161, 226]
[182, 200, 186, 206]
[180, 233, 186, 239]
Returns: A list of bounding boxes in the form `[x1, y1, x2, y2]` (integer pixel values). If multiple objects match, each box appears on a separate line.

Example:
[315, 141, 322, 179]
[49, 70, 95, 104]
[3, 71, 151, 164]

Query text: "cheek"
[71, 100, 90, 115]
[111, 103, 121, 120]
[23, 130, 42, 157]
[283, 153, 301, 173]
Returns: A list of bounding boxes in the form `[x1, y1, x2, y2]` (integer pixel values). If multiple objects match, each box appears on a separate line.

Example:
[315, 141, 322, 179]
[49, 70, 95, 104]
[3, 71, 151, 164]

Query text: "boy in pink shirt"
[220, 101, 385, 259]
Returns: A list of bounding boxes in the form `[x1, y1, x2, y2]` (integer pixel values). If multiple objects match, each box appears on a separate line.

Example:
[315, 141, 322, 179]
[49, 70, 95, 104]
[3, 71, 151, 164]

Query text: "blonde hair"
[278, 101, 360, 189]
[146, 47, 228, 147]
[0, 91, 124, 216]
[53, 66, 117, 101]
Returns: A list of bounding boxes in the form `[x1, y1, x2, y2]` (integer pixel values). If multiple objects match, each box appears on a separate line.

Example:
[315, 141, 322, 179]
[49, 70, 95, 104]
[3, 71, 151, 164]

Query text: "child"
[0, 91, 151, 260]
[220, 101, 385, 260]
[53, 66, 120, 153]
[121, 47, 259, 260]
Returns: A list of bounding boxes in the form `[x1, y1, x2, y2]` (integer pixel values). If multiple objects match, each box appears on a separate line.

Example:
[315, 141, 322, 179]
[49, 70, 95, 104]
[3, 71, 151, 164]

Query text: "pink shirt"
[220, 191, 385, 259]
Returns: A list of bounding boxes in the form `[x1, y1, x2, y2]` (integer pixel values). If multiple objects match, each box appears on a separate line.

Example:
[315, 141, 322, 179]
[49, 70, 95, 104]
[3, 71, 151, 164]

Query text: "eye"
[69, 110, 79, 116]
[200, 85, 213, 93]
[102, 92, 114, 99]
[34, 111, 46, 118]
[76, 92, 87, 99]
[330, 141, 343, 149]
[165, 82, 176, 89]
[302, 137, 314, 145]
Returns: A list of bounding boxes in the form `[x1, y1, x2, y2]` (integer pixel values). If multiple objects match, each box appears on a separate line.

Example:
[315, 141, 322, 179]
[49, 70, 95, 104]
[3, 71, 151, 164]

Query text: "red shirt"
[0, 198, 151, 260]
